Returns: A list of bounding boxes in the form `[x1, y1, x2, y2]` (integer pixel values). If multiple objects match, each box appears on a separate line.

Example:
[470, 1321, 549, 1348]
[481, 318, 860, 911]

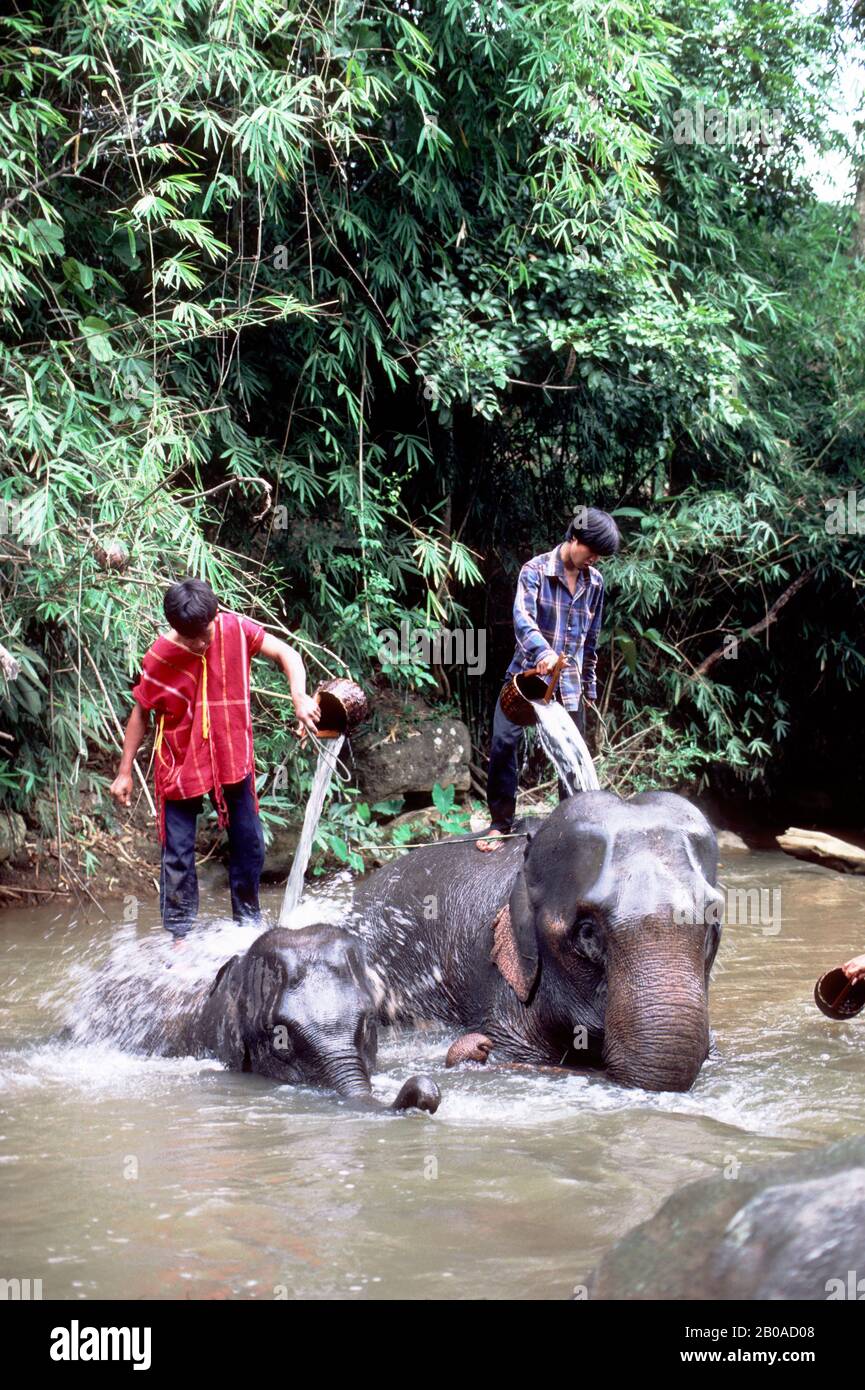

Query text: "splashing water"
[52, 918, 253, 1053]
[531, 700, 600, 792]
[279, 735, 346, 925]
[45, 882, 356, 1056]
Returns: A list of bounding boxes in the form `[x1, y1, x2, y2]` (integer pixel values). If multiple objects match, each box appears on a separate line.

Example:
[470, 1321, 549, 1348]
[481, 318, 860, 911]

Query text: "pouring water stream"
[279, 734, 347, 924]
[531, 700, 601, 792]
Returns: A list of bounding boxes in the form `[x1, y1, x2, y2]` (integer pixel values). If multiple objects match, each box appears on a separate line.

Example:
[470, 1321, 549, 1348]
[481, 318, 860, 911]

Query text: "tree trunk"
[777, 828, 865, 875]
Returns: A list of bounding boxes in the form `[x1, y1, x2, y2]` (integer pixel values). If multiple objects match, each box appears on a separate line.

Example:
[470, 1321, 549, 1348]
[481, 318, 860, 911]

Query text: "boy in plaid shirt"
[478, 508, 620, 851]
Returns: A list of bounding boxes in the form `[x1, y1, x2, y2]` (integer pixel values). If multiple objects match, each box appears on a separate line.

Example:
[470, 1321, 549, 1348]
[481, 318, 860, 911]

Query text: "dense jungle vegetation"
[1, 0, 864, 882]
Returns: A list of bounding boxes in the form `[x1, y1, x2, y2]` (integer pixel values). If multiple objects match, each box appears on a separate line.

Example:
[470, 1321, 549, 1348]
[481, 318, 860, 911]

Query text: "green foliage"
[430, 780, 471, 834]
[309, 781, 470, 873]
[0, 0, 863, 866]
[0, 1, 484, 834]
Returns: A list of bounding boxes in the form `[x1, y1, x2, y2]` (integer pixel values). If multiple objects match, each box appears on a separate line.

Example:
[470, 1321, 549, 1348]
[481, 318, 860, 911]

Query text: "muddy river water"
[1, 850, 864, 1301]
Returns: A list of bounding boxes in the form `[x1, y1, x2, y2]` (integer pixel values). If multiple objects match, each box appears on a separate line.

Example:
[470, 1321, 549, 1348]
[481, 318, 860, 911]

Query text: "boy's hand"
[110, 771, 134, 807]
[536, 652, 559, 675]
[293, 692, 320, 737]
[842, 954, 865, 982]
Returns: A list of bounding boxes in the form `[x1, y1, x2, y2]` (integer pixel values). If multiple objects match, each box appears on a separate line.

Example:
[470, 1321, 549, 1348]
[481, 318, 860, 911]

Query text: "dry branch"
[694, 569, 814, 678]
[777, 827, 865, 875]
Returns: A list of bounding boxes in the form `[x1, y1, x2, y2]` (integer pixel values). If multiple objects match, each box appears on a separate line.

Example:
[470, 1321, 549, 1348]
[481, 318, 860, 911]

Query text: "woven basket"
[313, 679, 369, 740]
[814, 967, 865, 1020]
[498, 654, 566, 728]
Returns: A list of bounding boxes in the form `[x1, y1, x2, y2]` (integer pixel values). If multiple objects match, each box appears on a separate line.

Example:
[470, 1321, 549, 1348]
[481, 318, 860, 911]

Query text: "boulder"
[0, 811, 26, 864]
[195, 821, 302, 882]
[587, 1135, 865, 1300]
[196, 858, 229, 892]
[353, 717, 471, 804]
[387, 806, 442, 837]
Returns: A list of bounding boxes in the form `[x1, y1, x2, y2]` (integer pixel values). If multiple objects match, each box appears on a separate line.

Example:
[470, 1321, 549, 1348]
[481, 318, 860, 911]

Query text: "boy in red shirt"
[110, 578, 319, 940]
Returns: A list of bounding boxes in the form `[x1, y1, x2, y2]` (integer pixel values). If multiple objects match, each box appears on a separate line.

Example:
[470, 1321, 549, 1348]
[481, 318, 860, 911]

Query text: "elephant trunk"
[602, 923, 710, 1093]
[321, 1054, 441, 1113]
[390, 1075, 441, 1113]
[319, 1051, 375, 1100]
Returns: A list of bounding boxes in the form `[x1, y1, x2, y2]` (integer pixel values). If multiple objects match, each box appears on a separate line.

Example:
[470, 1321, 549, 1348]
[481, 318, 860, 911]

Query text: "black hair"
[564, 507, 621, 555]
[163, 578, 219, 637]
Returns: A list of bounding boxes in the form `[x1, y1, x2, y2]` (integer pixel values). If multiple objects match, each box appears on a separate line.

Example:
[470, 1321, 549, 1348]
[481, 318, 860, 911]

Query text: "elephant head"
[199, 925, 440, 1113]
[491, 791, 723, 1092]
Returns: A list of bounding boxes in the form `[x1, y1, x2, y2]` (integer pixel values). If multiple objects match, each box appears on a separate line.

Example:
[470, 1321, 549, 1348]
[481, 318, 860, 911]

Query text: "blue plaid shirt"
[505, 548, 605, 710]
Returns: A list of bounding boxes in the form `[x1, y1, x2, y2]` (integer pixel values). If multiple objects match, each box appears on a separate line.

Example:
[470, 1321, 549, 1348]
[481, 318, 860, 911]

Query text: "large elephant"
[151, 926, 441, 1113]
[352, 791, 723, 1092]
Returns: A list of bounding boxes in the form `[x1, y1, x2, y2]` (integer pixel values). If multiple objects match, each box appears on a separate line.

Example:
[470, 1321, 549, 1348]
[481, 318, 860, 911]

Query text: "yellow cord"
[201, 655, 209, 741]
[153, 656, 208, 761]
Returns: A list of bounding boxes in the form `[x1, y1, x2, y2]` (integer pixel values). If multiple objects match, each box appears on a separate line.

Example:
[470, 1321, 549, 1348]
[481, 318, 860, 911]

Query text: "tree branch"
[693, 569, 814, 678]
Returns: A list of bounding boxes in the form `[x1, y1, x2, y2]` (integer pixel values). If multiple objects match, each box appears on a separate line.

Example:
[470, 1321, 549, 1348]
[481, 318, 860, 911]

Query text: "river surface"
[1, 850, 864, 1301]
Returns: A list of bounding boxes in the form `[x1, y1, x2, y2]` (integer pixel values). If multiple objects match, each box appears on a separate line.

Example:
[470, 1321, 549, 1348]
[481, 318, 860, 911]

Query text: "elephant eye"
[271, 1018, 306, 1057]
[354, 1014, 376, 1051]
[573, 916, 604, 963]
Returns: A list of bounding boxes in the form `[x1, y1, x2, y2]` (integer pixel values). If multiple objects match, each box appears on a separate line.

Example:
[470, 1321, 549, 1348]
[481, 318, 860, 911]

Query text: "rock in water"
[261, 823, 301, 880]
[716, 830, 749, 852]
[587, 1135, 865, 1300]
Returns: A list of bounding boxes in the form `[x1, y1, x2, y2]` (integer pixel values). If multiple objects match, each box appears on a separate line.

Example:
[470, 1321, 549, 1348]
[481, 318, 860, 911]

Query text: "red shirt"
[132, 611, 264, 837]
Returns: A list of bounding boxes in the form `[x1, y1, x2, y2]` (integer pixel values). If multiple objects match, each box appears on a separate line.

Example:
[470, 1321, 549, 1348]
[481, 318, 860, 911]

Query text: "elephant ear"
[490, 868, 539, 1003]
[208, 953, 240, 998]
[202, 954, 248, 1069]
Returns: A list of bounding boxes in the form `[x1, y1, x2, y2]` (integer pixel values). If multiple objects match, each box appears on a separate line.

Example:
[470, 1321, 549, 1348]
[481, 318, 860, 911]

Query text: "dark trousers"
[487, 698, 586, 832]
[160, 773, 265, 937]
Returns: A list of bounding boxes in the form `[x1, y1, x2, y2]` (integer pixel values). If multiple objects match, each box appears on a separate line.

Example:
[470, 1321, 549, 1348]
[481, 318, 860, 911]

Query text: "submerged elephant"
[154, 926, 441, 1113]
[353, 790, 723, 1092]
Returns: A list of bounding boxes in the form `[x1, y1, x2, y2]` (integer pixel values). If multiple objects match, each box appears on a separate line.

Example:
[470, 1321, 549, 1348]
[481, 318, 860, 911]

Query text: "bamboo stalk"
[82, 647, 156, 817]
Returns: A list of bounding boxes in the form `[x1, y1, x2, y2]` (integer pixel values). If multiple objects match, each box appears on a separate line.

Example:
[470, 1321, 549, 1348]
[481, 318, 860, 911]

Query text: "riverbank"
[0, 793, 160, 909]
[3, 723, 865, 915]
[4, 793, 865, 912]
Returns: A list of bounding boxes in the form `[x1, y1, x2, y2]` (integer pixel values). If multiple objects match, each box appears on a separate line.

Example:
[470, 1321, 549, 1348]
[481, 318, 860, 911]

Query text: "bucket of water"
[814, 967, 865, 1020]
[498, 654, 566, 727]
[313, 678, 369, 740]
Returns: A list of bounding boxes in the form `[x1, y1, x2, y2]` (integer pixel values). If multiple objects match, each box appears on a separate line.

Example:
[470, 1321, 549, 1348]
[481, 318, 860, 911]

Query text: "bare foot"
[446, 1033, 494, 1067]
[476, 828, 506, 852]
